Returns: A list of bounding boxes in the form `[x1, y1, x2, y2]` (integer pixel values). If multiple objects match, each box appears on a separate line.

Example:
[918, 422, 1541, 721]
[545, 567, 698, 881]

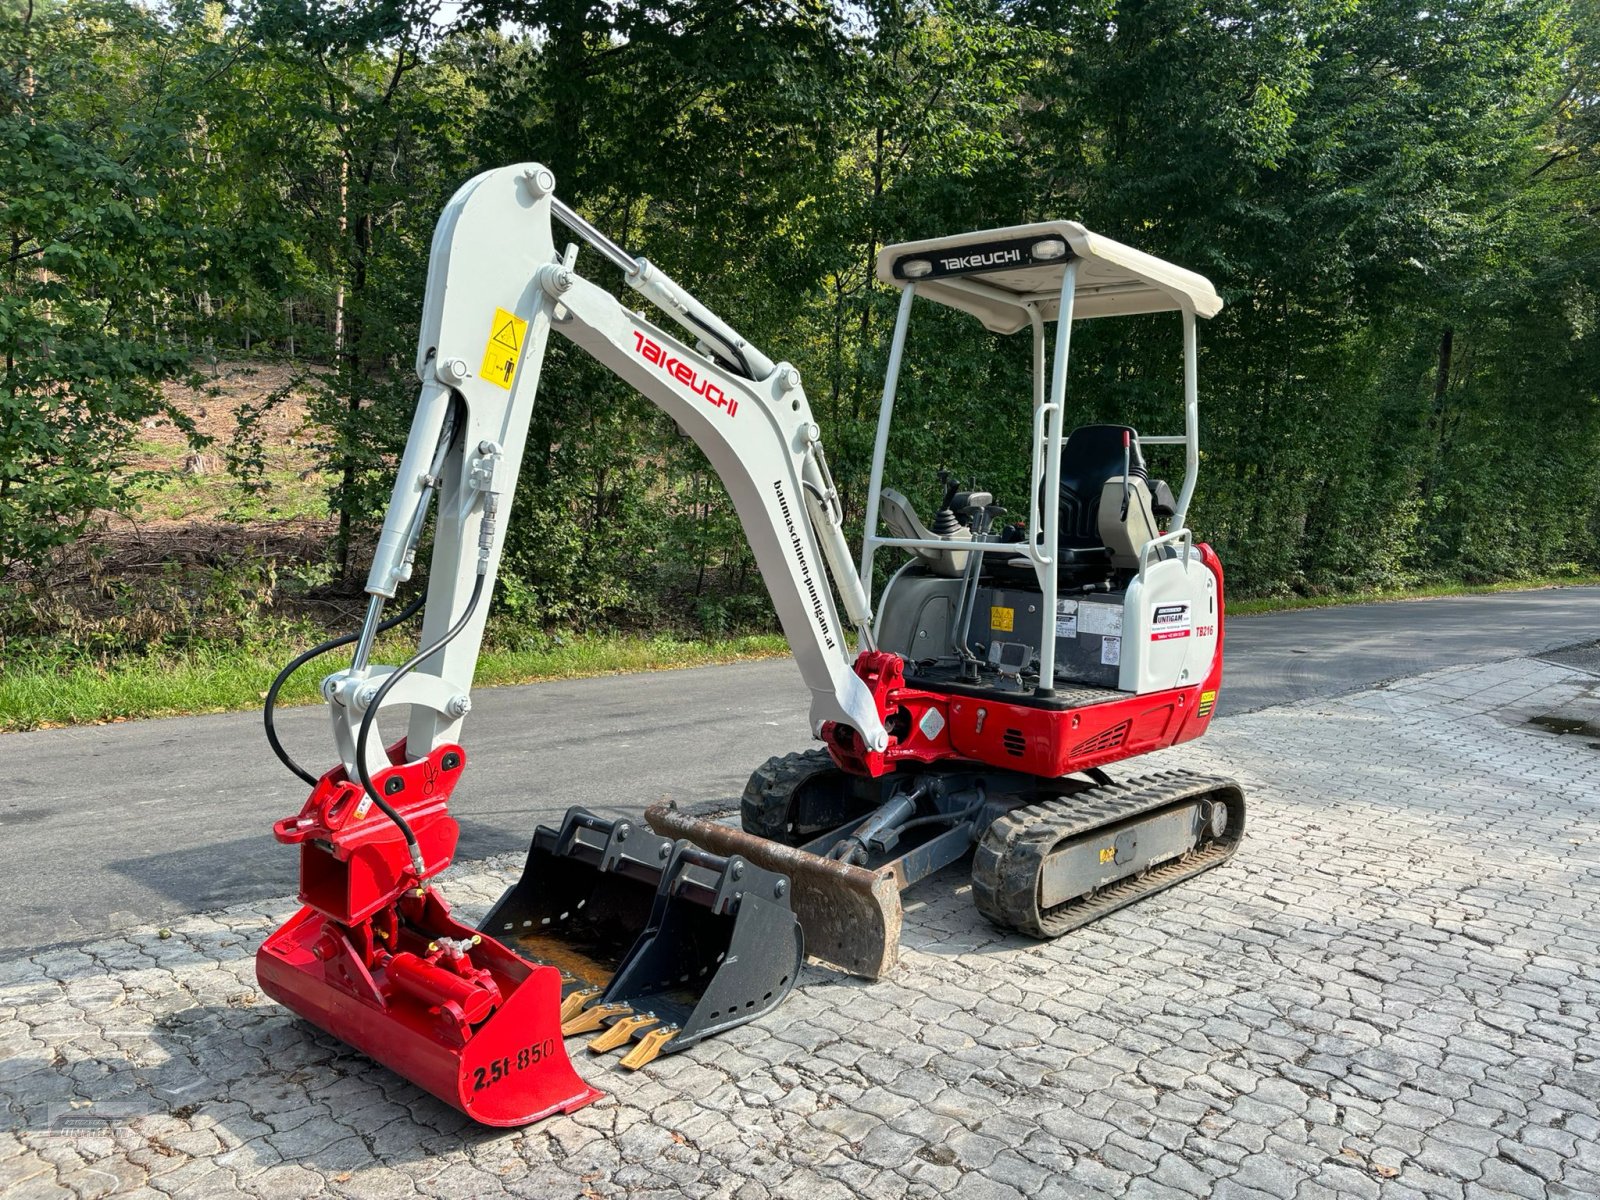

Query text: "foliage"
[1, 0, 1597, 648]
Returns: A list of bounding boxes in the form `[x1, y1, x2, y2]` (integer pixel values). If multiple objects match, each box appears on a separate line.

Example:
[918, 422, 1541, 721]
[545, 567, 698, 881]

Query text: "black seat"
[1055, 424, 1147, 554]
[983, 424, 1166, 590]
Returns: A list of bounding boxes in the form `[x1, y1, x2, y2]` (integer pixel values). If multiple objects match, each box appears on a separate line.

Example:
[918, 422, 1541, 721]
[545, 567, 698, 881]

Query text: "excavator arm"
[255, 164, 880, 1125]
[324, 162, 887, 796]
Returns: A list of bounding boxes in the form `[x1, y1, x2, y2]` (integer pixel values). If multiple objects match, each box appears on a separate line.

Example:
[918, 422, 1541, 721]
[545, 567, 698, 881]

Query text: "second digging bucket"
[481, 807, 802, 1068]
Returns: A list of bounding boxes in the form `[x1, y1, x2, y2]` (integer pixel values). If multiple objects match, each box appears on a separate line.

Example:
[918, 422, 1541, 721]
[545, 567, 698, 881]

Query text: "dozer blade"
[481, 807, 803, 1061]
[646, 802, 903, 980]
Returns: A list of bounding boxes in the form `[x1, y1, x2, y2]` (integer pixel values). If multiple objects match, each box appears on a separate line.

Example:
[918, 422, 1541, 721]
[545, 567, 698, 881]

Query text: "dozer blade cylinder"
[646, 803, 903, 980]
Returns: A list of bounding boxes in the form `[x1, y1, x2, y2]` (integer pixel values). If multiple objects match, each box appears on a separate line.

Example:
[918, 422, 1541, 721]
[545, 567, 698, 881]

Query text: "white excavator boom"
[321, 163, 888, 788]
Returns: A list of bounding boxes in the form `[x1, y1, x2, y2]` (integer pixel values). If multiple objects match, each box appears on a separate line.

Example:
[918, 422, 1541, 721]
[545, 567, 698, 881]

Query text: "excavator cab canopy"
[860, 221, 1223, 694]
[874, 221, 1222, 332]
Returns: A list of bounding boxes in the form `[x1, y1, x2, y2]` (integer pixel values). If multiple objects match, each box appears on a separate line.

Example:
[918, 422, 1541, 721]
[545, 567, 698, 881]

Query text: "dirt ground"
[7, 362, 341, 631]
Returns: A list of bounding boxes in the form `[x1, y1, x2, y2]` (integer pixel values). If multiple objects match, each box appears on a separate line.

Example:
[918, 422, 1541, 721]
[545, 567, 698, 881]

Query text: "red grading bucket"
[256, 741, 601, 1126]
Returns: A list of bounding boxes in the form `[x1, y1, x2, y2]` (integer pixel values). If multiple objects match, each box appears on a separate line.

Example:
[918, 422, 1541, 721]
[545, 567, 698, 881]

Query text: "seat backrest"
[1098, 476, 1162, 568]
[1056, 424, 1147, 548]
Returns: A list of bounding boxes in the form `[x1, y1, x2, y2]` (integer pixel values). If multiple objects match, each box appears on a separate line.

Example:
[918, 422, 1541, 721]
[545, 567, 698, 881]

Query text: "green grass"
[128, 452, 329, 524]
[4, 574, 1598, 732]
[0, 631, 790, 732]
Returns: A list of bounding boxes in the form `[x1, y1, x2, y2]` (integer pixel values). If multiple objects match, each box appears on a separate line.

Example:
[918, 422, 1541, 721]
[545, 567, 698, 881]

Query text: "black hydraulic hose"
[263, 590, 429, 787]
[354, 571, 487, 879]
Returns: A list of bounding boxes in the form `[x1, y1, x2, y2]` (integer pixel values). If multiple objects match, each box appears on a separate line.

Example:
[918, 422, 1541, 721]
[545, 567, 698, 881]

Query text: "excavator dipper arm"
[330, 162, 887, 779]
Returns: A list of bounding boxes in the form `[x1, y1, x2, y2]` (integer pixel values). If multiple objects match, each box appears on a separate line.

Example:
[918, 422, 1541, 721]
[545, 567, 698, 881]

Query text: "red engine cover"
[825, 543, 1226, 779]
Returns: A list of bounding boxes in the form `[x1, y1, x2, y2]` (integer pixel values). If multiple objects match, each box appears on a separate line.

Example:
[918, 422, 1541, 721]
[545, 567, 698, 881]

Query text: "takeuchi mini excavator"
[257, 162, 1245, 1127]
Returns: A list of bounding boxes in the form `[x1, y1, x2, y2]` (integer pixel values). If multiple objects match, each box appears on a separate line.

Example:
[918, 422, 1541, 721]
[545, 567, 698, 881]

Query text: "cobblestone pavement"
[3, 654, 1598, 1200]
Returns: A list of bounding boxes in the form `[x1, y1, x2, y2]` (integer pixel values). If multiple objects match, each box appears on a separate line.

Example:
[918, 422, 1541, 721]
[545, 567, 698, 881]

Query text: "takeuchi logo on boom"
[631, 332, 739, 418]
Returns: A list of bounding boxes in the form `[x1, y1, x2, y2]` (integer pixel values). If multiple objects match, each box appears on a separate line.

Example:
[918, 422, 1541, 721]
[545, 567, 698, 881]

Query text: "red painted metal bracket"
[256, 741, 602, 1126]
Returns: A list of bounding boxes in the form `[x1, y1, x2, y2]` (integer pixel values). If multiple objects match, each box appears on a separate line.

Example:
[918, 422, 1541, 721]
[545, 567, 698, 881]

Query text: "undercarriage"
[652, 748, 1244, 978]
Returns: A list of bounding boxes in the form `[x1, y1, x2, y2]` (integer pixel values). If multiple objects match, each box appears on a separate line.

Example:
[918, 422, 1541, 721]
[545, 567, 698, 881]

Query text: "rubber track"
[971, 770, 1246, 938]
[740, 749, 842, 843]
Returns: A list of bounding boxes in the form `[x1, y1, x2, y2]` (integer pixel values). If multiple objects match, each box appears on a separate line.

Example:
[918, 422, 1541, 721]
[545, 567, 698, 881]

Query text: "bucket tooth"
[588, 1013, 661, 1054]
[562, 1002, 632, 1037]
[559, 986, 603, 1023]
[618, 1026, 678, 1070]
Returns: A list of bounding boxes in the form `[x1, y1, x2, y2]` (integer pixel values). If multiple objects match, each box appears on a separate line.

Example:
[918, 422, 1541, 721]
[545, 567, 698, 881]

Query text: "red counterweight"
[256, 741, 602, 1127]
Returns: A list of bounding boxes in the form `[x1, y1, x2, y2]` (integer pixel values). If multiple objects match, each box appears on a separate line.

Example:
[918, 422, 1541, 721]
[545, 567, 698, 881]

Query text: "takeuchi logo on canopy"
[938, 248, 1024, 271]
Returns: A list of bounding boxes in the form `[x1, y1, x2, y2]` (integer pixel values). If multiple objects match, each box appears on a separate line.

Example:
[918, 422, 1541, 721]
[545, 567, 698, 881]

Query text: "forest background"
[1, 0, 1596, 726]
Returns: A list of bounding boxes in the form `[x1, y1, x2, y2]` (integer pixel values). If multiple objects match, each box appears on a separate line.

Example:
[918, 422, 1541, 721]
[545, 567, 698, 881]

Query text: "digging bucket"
[481, 807, 803, 1067]
[645, 802, 904, 980]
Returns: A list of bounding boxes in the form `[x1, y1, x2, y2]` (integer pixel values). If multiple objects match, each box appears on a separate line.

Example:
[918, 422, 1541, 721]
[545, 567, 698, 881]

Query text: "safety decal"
[1151, 602, 1192, 641]
[1197, 689, 1217, 717]
[1100, 636, 1121, 667]
[480, 307, 528, 390]
[990, 605, 1015, 633]
[1055, 599, 1078, 639]
[1079, 603, 1123, 637]
[918, 708, 946, 741]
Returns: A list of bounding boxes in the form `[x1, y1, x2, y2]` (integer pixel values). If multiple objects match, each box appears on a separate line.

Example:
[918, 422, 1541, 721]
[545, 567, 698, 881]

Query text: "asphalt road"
[2, 586, 1596, 955]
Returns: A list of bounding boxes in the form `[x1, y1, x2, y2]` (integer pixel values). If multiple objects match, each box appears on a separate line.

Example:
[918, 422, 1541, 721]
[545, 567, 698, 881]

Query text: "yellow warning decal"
[1197, 689, 1217, 717]
[990, 605, 1014, 633]
[480, 307, 528, 390]
[1098, 847, 1115, 864]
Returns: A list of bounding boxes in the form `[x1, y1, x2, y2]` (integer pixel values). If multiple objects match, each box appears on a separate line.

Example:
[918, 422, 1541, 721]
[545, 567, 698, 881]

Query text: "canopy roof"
[875, 221, 1222, 334]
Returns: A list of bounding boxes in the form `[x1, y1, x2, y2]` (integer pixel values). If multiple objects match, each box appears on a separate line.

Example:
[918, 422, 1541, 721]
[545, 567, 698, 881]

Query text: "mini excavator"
[257, 162, 1245, 1126]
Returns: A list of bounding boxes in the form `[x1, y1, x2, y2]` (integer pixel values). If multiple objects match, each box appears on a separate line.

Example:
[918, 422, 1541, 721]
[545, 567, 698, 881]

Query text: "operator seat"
[1056, 425, 1145, 542]
[1051, 424, 1146, 581]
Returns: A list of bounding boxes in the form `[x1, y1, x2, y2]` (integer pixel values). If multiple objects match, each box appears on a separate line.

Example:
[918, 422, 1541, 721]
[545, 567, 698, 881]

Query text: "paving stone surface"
[2, 654, 1598, 1198]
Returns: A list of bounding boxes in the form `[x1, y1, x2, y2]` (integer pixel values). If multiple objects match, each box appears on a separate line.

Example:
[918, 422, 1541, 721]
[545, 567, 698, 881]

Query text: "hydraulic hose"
[263, 591, 428, 788]
[354, 570, 488, 880]
[265, 398, 462, 787]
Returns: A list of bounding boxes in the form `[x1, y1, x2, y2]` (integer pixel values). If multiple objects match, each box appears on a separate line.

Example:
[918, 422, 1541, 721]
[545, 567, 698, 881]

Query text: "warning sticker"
[1101, 635, 1121, 666]
[1055, 599, 1078, 639]
[480, 307, 528, 390]
[918, 708, 946, 741]
[1197, 689, 1217, 717]
[990, 605, 1015, 633]
[1079, 603, 1123, 637]
[1151, 602, 1192, 641]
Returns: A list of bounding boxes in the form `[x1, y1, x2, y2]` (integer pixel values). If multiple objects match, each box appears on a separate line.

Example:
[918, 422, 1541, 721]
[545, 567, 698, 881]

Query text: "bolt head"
[522, 165, 556, 198]
[437, 358, 469, 384]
